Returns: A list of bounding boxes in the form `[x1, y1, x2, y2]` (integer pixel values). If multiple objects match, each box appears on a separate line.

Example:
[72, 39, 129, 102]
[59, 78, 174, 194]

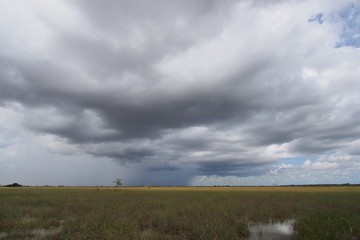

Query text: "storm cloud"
[0, 0, 360, 186]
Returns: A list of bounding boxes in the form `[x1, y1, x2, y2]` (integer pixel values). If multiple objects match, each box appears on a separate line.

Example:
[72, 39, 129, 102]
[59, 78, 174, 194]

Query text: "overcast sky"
[1, 0, 360, 186]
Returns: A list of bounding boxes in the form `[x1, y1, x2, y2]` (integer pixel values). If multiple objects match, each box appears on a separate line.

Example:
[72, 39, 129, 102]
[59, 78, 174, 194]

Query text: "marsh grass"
[0, 187, 359, 239]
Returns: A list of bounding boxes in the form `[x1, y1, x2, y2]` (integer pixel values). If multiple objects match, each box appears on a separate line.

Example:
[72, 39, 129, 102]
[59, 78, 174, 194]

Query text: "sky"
[0, 0, 360, 186]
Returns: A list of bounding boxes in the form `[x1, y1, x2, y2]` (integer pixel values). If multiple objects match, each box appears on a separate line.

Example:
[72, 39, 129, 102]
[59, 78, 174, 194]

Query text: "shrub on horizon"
[4, 183, 22, 187]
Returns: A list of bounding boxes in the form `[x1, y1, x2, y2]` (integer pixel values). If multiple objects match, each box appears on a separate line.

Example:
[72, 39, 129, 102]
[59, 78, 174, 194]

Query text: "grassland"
[1, 186, 360, 239]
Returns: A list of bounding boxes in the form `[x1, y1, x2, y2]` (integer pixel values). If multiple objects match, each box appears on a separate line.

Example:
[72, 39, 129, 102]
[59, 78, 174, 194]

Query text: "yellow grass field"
[1, 186, 360, 239]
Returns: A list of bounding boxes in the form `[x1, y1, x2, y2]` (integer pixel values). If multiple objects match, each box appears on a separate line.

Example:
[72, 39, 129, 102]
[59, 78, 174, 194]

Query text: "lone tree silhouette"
[113, 178, 122, 187]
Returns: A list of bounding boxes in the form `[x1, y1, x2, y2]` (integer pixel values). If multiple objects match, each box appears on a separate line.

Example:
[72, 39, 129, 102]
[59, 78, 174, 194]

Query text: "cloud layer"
[0, 0, 360, 185]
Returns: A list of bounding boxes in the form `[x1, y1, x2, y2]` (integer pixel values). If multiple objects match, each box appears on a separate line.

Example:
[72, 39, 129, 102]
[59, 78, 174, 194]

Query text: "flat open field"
[1, 186, 360, 239]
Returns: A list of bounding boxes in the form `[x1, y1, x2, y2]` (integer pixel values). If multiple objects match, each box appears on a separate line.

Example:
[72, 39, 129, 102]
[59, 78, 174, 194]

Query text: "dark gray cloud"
[196, 159, 271, 177]
[0, 0, 360, 186]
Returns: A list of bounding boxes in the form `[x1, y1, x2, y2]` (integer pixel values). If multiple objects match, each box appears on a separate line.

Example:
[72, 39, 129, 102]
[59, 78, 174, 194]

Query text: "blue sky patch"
[279, 156, 317, 166]
[335, 4, 360, 48]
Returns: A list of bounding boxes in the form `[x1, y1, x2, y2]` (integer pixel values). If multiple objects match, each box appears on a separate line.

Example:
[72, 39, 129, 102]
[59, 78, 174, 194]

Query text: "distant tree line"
[2, 183, 23, 187]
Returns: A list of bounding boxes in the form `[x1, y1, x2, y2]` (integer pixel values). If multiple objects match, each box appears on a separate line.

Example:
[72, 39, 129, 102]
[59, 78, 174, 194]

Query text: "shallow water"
[0, 226, 62, 240]
[248, 219, 295, 240]
[0, 232, 8, 239]
[32, 225, 63, 239]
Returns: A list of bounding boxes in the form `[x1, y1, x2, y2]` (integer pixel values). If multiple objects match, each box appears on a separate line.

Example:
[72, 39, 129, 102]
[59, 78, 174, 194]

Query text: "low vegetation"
[0, 186, 359, 239]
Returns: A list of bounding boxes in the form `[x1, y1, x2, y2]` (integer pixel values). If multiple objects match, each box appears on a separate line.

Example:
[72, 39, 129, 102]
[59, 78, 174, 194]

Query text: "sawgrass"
[1, 186, 359, 239]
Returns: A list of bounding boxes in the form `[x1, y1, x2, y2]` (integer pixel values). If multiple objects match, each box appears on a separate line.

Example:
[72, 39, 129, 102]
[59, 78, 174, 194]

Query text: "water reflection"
[248, 219, 295, 240]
